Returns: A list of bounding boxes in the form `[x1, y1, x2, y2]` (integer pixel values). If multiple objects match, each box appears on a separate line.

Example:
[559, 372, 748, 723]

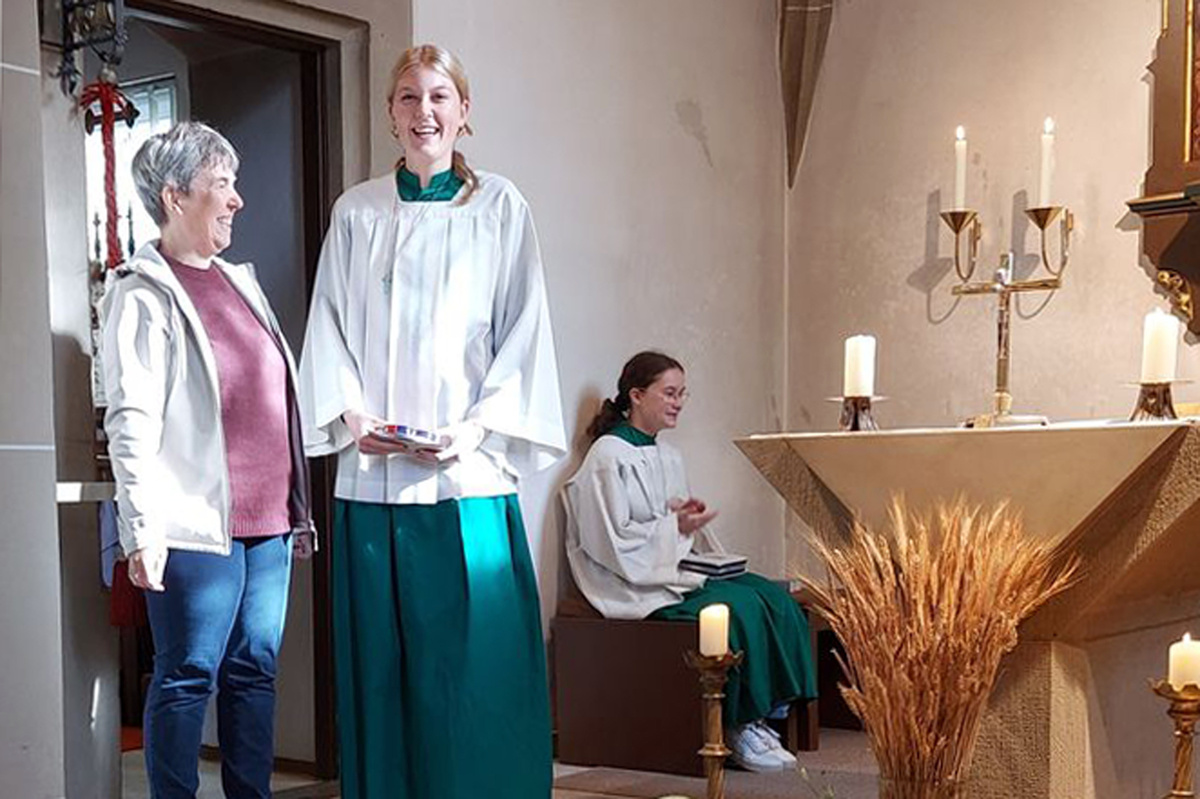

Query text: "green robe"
[333, 497, 551, 798]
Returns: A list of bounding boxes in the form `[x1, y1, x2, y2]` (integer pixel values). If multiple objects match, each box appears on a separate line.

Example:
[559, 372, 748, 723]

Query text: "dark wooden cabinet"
[1129, 1, 1200, 331]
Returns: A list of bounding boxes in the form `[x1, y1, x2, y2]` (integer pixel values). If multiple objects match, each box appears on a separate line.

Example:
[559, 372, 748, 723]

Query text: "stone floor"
[121, 730, 873, 798]
[119, 754, 632, 798]
[120, 752, 322, 798]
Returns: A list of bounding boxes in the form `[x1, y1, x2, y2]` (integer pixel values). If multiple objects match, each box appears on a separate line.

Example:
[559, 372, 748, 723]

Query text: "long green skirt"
[332, 496, 551, 799]
[651, 573, 818, 727]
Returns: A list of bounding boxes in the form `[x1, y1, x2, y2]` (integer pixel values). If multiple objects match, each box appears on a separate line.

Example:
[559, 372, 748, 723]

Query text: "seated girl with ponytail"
[562, 351, 818, 773]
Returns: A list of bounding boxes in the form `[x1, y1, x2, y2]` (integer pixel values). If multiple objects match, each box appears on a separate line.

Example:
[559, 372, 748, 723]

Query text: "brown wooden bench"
[551, 585, 819, 776]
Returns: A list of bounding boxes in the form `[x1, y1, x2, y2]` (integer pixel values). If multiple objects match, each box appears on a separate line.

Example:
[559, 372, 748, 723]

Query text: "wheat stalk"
[803, 498, 1078, 797]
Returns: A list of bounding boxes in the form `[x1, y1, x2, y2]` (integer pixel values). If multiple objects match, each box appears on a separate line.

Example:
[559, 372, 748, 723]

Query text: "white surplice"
[562, 434, 723, 620]
[298, 171, 567, 504]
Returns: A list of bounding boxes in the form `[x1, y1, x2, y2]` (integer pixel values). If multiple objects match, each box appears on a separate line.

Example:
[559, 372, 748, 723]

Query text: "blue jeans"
[143, 535, 292, 799]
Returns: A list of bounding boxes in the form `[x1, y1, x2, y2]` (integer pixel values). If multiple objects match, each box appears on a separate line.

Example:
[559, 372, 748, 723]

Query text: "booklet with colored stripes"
[679, 552, 748, 579]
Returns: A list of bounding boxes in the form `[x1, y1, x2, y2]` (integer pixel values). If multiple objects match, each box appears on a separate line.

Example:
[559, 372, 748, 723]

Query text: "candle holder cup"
[1024, 205, 1073, 277]
[839, 395, 880, 431]
[685, 649, 745, 799]
[939, 209, 980, 282]
[1150, 679, 1200, 798]
[1131, 382, 1179, 422]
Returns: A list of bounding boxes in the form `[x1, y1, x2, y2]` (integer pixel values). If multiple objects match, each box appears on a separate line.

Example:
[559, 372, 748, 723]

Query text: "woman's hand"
[292, 530, 316, 560]
[128, 544, 168, 592]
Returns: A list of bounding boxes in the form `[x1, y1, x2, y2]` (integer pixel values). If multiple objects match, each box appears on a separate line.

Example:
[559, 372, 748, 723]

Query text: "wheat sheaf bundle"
[803, 498, 1078, 795]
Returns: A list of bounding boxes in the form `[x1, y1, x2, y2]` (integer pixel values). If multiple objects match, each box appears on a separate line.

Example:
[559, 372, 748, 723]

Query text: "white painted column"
[0, 1, 66, 797]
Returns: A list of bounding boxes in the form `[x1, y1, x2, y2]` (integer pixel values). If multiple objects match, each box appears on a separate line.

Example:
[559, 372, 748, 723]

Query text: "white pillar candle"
[954, 126, 967, 210]
[844, 335, 877, 398]
[1170, 633, 1200, 689]
[1140, 308, 1180, 384]
[1038, 117, 1055, 207]
[699, 603, 729, 657]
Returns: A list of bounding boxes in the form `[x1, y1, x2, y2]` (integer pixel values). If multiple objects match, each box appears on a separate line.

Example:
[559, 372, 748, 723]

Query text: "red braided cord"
[80, 82, 137, 269]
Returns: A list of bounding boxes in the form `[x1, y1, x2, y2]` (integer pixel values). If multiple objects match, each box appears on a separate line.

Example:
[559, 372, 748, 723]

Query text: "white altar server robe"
[562, 435, 722, 620]
[299, 171, 566, 504]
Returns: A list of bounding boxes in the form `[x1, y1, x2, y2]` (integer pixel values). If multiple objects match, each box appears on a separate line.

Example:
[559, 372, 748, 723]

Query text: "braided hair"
[586, 351, 684, 441]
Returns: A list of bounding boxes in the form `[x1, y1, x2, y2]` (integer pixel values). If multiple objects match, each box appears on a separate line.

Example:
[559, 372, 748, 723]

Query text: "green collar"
[609, 422, 657, 447]
[396, 166, 464, 202]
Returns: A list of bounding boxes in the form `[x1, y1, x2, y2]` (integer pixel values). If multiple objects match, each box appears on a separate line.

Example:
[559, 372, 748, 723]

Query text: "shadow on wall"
[536, 385, 605, 622]
[908, 188, 959, 325]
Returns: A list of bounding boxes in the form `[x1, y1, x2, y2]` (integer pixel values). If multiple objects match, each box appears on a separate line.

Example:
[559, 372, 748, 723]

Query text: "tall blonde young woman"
[299, 44, 566, 799]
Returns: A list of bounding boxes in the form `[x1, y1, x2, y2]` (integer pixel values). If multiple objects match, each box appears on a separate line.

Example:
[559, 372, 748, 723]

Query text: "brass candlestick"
[685, 650, 744, 799]
[1150, 679, 1200, 798]
[1132, 382, 1179, 422]
[839, 396, 879, 431]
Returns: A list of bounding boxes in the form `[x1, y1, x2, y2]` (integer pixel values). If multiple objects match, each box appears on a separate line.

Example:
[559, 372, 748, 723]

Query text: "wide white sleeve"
[298, 201, 365, 456]
[566, 462, 694, 588]
[101, 278, 171, 556]
[469, 196, 567, 476]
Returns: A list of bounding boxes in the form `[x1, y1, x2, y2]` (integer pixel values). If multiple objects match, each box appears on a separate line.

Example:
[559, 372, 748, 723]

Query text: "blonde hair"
[388, 43, 478, 201]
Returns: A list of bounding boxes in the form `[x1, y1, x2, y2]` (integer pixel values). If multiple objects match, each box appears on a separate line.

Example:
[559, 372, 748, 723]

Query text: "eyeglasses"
[633, 386, 691, 405]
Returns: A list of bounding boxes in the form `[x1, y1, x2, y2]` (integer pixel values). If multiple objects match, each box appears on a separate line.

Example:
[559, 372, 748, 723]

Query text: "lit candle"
[1038, 117, 1055, 207]
[1140, 308, 1180, 384]
[1169, 633, 1200, 689]
[844, 335, 877, 398]
[699, 603, 729, 657]
[954, 125, 967, 210]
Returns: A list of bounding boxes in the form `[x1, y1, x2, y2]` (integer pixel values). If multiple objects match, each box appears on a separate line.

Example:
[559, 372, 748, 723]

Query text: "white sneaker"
[727, 724, 786, 772]
[752, 721, 797, 767]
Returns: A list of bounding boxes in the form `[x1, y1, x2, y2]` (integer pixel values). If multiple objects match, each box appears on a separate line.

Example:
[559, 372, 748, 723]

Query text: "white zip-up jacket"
[102, 242, 314, 557]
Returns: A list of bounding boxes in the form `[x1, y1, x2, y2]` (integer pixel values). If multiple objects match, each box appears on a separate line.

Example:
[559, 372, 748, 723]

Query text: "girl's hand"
[677, 505, 718, 536]
[344, 410, 413, 456]
[423, 421, 485, 465]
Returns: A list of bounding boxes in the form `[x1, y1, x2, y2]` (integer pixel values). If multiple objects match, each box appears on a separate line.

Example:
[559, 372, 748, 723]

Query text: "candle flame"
[1186, 633, 1193, 642]
[1043, 117, 1055, 135]
[955, 125, 965, 141]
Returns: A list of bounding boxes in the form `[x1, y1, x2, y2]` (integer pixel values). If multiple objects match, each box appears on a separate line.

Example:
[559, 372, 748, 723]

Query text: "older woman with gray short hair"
[103, 120, 314, 799]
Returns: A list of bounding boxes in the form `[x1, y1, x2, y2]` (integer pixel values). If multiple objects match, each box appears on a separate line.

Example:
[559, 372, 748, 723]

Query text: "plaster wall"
[787, 0, 1164, 441]
[42, 49, 125, 798]
[785, 0, 1189, 795]
[413, 0, 790, 621]
[1, 1, 67, 797]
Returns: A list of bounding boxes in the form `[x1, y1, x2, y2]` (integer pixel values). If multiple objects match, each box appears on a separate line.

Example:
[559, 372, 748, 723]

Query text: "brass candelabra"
[1151, 679, 1200, 798]
[941, 204, 1075, 428]
[684, 650, 744, 799]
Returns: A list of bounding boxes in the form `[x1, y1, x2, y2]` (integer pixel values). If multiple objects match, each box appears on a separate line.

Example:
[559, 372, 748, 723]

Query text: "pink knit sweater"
[168, 256, 292, 537]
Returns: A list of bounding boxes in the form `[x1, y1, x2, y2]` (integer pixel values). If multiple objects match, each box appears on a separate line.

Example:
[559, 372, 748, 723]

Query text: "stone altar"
[737, 420, 1200, 798]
